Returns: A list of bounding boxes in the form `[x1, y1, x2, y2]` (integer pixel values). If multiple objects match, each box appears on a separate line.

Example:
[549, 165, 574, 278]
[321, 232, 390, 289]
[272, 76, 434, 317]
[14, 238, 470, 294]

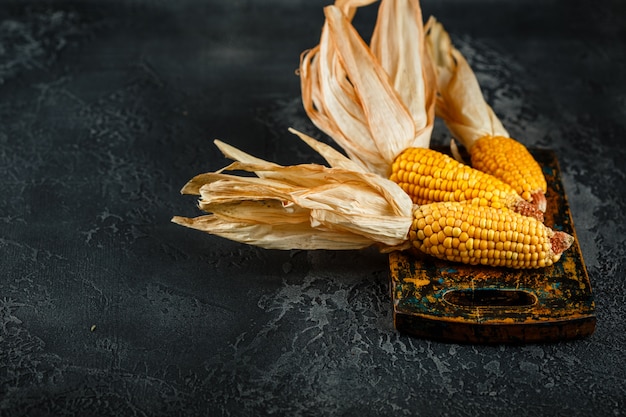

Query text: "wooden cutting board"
[388, 149, 596, 344]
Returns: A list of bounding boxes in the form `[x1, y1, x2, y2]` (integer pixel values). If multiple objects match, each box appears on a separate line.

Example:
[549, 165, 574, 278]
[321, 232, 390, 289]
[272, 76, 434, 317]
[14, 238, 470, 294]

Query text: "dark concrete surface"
[1, 0, 625, 416]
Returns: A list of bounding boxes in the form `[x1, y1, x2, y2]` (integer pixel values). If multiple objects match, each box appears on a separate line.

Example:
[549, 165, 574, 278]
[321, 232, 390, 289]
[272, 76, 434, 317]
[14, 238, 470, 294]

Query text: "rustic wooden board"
[389, 149, 596, 344]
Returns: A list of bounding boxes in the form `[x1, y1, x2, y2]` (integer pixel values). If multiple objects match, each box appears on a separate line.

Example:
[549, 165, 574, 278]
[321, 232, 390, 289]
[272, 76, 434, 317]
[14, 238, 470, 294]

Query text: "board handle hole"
[443, 289, 537, 308]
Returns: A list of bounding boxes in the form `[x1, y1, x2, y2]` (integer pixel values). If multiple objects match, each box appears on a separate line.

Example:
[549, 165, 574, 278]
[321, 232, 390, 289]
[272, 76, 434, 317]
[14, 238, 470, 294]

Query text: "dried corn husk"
[334, 0, 379, 20]
[299, 0, 435, 178]
[370, 0, 436, 133]
[172, 130, 414, 251]
[425, 17, 508, 149]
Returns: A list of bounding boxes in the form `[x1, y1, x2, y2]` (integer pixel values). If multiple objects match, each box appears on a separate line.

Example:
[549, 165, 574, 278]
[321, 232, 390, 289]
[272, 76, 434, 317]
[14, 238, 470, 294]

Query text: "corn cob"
[410, 201, 572, 268]
[470, 135, 547, 209]
[426, 17, 548, 211]
[389, 146, 544, 221]
[172, 132, 573, 269]
[299, 2, 544, 222]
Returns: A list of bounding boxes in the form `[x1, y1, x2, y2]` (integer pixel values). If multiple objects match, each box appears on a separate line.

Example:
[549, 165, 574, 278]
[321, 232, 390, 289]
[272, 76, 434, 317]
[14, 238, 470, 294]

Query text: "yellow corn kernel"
[390, 147, 543, 221]
[409, 201, 572, 269]
[470, 135, 548, 211]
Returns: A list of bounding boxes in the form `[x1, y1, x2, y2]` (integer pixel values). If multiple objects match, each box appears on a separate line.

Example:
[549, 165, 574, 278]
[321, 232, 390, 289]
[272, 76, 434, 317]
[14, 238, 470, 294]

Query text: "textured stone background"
[1, 1, 624, 416]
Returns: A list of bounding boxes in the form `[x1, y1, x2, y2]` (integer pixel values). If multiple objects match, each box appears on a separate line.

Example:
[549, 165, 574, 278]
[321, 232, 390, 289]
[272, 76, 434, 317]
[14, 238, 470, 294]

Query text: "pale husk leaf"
[197, 200, 311, 225]
[325, 5, 417, 168]
[300, 36, 386, 174]
[173, 136, 414, 251]
[370, 0, 436, 148]
[172, 215, 375, 250]
[334, 0, 380, 21]
[300, 4, 417, 177]
[426, 17, 508, 149]
[287, 127, 366, 173]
